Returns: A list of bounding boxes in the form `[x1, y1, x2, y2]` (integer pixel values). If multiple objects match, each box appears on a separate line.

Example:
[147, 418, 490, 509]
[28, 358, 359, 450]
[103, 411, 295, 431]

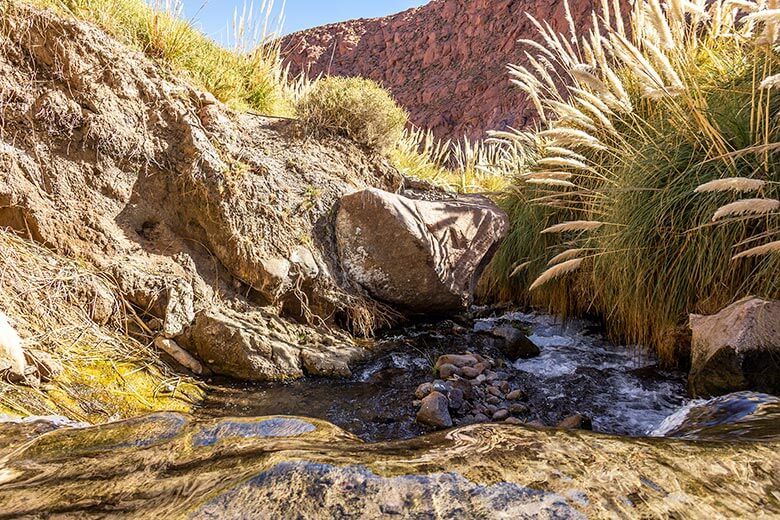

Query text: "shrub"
[482, 0, 780, 364]
[296, 76, 408, 152]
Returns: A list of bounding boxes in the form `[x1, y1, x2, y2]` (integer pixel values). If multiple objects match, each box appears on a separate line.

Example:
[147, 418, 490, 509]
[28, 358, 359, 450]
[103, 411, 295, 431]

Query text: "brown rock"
[688, 297, 780, 397]
[557, 414, 593, 430]
[435, 354, 478, 370]
[504, 417, 524, 425]
[460, 365, 483, 379]
[415, 382, 433, 400]
[492, 409, 509, 421]
[506, 389, 524, 401]
[416, 391, 453, 428]
[489, 325, 540, 361]
[335, 188, 508, 314]
[438, 363, 461, 379]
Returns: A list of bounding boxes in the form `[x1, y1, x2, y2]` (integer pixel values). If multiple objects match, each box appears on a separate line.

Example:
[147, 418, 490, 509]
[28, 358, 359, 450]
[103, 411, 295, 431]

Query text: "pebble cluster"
[414, 352, 531, 428]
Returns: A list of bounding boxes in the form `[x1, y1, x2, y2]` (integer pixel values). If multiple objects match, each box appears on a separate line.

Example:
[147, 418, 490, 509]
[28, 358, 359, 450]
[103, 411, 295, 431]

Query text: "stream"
[0, 310, 778, 517]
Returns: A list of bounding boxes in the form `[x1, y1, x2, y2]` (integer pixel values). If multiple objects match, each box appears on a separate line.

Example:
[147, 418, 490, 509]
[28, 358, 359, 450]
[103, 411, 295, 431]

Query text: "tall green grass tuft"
[28, 0, 292, 115]
[482, 0, 780, 364]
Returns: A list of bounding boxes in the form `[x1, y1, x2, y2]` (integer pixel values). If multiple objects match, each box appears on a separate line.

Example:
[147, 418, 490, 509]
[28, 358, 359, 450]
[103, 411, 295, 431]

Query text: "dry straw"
[712, 198, 780, 221]
[529, 258, 584, 291]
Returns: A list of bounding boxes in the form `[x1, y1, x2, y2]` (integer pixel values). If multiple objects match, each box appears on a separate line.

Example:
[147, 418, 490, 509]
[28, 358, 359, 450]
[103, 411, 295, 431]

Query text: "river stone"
[415, 382, 433, 400]
[447, 388, 464, 410]
[301, 350, 351, 378]
[416, 391, 452, 428]
[335, 188, 508, 314]
[438, 363, 460, 379]
[506, 389, 524, 401]
[434, 354, 477, 370]
[488, 325, 540, 361]
[557, 415, 593, 430]
[190, 307, 303, 381]
[493, 409, 509, 421]
[688, 297, 780, 397]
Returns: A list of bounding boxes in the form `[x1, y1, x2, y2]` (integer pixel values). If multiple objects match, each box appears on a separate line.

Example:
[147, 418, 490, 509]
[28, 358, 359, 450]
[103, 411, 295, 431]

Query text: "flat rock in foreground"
[335, 188, 508, 314]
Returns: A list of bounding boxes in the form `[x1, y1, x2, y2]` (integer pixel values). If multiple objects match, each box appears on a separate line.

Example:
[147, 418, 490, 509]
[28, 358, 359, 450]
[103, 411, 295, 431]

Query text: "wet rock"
[432, 380, 449, 393]
[24, 349, 63, 382]
[486, 396, 500, 405]
[415, 382, 433, 400]
[473, 413, 489, 423]
[498, 381, 511, 393]
[487, 385, 503, 398]
[488, 325, 540, 361]
[557, 414, 593, 430]
[493, 409, 509, 421]
[301, 350, 351, 378]
[416, 391, 452, 428]
[190, 307, 303, 381]
[505, 417, 524, 425]
[438, 363, 460, 379]
[335, 188, 508, 314]
[688, 297, 780, 397]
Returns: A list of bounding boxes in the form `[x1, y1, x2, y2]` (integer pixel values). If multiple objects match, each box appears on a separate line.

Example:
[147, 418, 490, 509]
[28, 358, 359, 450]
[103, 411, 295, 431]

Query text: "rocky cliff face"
[281, 0, 605, 140]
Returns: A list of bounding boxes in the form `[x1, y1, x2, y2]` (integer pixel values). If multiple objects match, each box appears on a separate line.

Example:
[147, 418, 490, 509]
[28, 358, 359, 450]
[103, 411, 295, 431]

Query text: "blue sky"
[181, 1, 426, 42]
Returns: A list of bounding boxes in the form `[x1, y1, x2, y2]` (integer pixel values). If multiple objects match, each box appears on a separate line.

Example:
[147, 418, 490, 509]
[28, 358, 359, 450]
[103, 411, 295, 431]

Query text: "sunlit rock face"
[0, 413, 778, 518]
[281, 0, 612, 140]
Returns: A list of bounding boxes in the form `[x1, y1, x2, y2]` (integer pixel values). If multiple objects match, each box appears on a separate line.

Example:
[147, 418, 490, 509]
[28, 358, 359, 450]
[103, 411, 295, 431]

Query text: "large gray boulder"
[335, 188, 508, 314]
[688, 297, 780, 397]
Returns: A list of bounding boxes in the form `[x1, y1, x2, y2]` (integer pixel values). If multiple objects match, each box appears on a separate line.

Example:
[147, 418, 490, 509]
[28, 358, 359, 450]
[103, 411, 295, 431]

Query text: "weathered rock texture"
[0, 3, 404, 381]
[335, 188, 508, 313]
[281, 0, 608, 140]
[689, 297, 780, 397]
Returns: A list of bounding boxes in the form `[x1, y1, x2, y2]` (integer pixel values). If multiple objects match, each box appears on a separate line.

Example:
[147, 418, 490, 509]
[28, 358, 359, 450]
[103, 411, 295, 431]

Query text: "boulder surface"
[335, 188, 508, 314]
[688, 297, 780, 397]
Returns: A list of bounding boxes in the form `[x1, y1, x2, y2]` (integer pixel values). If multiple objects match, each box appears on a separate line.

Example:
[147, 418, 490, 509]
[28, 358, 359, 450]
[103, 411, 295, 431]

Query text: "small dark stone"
[498, 381, 511, 393]
[486, 404, 498, 415]
[526, 420, 547, 428]
[473, 413, 490, 423]
[505, 417, 524, 425]
[460, 365, 483, 379]
[492, 409, 509, 420]
[490, 325, 541, 361]
[510, 403, 530, 415]
[487, 385, 503, 397]
[506, 389, 524, 401]
[486, 396, 501, 405]
[448, 388, 465, 410]
[432, 380, 449, 393]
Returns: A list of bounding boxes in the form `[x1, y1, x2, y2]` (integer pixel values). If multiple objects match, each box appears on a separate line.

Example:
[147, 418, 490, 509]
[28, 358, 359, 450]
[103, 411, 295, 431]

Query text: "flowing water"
[0, 311, 778, 518]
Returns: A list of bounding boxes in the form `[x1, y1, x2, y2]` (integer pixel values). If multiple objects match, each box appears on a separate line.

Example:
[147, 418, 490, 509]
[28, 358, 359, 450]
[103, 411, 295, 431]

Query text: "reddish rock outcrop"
[281, 0, 607, 140]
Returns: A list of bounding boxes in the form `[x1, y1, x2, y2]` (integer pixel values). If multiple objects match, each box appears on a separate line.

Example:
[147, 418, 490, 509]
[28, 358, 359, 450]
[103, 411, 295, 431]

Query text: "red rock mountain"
[281, 0, 605, 140]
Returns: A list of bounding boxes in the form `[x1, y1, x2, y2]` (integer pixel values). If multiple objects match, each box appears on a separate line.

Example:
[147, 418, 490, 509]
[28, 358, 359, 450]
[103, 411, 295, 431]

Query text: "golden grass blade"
[526, 178, 578, 188]
[547, 248, 585, 266]
[509, 261, 533, 278]
[694, 177, 767, 193]
[529, 258, 584, 291]
[541, 220, 604, 233]
[732, 240, 780, 260]
[712, 198, 780, 221]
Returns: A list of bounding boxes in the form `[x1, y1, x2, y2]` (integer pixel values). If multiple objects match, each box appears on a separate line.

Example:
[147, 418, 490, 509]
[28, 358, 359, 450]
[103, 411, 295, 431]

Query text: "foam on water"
[476, 311, 688, 436]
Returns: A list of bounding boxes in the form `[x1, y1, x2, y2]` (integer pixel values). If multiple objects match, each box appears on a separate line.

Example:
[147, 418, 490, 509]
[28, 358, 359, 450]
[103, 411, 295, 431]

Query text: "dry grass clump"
[482, 0, 779, 364]
[389, 127, 518, 193]
[25, 0, 294, 115]
[296, 76, 409, 152]
[0, 228, 201, 422]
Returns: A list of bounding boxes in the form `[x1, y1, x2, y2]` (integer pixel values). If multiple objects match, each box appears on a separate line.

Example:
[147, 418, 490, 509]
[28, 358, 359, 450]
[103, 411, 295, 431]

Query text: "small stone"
[506, 389, 524, 401]
[434, 354, 477, 371]
[448, 388, 465, 410]
[485, 370, 498, 382]
[490, 325, 541, 361]
[471, 374, 486, 386]
[509, 403, 530, 415]
[526, 420, 546, 428]
[486, 404, 498, 415]
[473, 413, 490, 423]
[487, 385, 503, 397]
[557, 414, 593, 430]
[505, 417, 523, 425]
[438, 363, 461, 379]
[432, 380, 449, 393]
[460, 365, 483, 379]
[415, 382, 433, 400]
[416, 391, 452, 428]
[498, 381, 511, 393]
[492, 409, 509, 421]
[486, 396, 500, 405]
